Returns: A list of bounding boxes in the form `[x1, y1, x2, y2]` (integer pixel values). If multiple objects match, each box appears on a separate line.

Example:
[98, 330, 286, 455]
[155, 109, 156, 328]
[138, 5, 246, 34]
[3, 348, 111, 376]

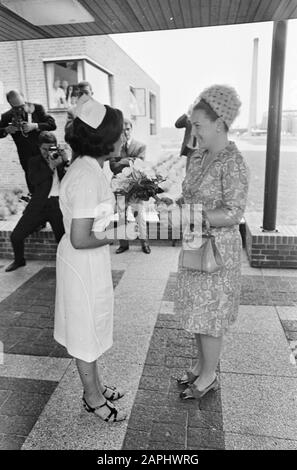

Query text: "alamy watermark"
[93, 197, 203, 249]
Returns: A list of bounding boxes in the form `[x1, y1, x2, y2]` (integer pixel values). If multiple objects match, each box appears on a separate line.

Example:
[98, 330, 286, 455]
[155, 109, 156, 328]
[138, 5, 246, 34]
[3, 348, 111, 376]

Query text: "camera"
[48, 145, 63, 160]
[9, 118, 25, 131]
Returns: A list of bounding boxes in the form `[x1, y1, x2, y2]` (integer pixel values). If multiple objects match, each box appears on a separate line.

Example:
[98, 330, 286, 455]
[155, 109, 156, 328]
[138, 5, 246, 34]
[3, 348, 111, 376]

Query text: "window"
[149, 92, 157, 135]
[44, 58, 112, 110]
[84, 61, 111, 105]
[45, 60, 84, 110]
[129, 87, 146, 117]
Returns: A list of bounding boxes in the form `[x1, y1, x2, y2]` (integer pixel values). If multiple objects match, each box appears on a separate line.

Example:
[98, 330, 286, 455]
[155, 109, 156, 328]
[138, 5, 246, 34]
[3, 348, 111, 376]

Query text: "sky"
[111, 19, 297, 128]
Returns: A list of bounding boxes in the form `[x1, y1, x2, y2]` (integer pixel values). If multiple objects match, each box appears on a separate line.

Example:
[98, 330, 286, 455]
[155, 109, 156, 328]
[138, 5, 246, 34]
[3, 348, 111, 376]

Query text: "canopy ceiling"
[0, 0, 297, 42]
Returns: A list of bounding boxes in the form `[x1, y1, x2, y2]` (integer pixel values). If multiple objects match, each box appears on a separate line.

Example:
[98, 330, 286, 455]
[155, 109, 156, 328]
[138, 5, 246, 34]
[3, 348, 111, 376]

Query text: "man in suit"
[110, 118, 150, 254]
[5, 131, 67, 272]
[0, 90, 57, 194]
[175, 110, 198, 170]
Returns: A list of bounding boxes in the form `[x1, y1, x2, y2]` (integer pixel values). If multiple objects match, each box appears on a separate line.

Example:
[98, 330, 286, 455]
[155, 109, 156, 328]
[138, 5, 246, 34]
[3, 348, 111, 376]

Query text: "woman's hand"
[175, 195, 185, 207]
[158, 196, 174, 206]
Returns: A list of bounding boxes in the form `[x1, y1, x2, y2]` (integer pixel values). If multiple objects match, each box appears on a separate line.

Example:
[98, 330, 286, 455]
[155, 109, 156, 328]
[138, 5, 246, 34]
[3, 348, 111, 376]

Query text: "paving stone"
[225, 432, 297, 450]
[0, 390, 10, 406]
[158, 313, 180, 323]
[150, 422, 186, 446]
[281, 320, 297, 332]
[0, 377, 58, 395]
[139, 375, 171, 393]
[188, 410, 223, 431]
[187, 428, 225, 449]
[6, 342, 55, 356]
[0, 414, 37, 435]
[166, 344, 195, 358]
[134, 390, 168, 407]
[49, 345, 72, 358]
[198, 389, 223, 412]
[147, 441, 185, 450]
[0, 434, 26, 450]
[127, 404, 155, 432]
[165, 392, 199, 412]
[165, 356, 192, 369]
[159, 301, 175, 315]
[153, 407, 188, 427]
[0, 391, 52, 416]
[221, 374, 297, 440]
[122, 430, 150, 450]
[286, 331, 297, 341]
[145, 349, 166, 366]
[142, 365, 185, 380]
[27, 305, 51, 315]
[155, 320, 183, 330]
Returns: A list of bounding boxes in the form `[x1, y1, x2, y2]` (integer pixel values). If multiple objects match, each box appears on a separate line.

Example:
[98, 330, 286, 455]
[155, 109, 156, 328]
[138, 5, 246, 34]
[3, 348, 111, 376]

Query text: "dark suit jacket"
[25, 154, 66, 215]
[175, 113, 193, 157]
[0, 103, 56, 163]
[109, 138, 146, 175]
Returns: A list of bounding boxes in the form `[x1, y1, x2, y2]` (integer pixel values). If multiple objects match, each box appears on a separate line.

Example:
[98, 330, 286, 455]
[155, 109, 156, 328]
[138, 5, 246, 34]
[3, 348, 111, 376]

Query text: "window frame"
[43, 55, 113, 111]
[149, 90, 157, 135]
[129, 86, 146, 117]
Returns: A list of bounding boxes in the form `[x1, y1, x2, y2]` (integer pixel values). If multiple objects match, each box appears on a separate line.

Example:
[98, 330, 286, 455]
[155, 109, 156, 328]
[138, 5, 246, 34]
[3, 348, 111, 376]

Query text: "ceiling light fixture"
[0, 0, 95, 25]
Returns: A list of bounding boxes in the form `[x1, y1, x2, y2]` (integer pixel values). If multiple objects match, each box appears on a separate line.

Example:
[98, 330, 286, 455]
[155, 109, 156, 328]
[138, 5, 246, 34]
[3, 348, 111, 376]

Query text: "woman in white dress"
[54, 98, 126, 422]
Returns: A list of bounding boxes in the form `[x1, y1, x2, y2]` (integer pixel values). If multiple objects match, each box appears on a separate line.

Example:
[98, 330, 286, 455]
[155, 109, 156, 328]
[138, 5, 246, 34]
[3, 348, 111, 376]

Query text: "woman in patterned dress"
[175, 85, 249, 399]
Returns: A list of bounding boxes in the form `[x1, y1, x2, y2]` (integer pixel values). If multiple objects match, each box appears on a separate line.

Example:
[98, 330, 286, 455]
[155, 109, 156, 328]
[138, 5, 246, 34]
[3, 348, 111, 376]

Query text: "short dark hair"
[77, 80, 92, 91]
[67, 105, 123, 158]
[38, 131, 57, 146]
[6, 90, 23, 103]
[193, 99, 228, 131]
[124, 118, 133, 128]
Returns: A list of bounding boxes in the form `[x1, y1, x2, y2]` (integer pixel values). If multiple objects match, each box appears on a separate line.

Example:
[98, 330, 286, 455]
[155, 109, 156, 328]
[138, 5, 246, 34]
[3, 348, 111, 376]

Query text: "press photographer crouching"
[5, 131, 68, 272]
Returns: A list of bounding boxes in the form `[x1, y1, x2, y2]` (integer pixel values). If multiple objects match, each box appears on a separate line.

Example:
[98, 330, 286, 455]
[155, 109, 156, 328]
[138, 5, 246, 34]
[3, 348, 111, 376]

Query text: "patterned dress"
[175, 141, 249, 337]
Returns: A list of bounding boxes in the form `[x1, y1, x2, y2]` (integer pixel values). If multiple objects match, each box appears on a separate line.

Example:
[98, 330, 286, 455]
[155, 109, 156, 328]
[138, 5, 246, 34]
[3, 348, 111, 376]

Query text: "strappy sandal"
[82, 396, 126, 422]
[180, 376, 219, 400]
[176, 370, 199, 386]
[102, 385, 124, 401]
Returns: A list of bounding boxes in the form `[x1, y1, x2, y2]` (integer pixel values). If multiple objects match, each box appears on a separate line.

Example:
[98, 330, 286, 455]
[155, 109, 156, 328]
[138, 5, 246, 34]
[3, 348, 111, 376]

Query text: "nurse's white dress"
[54, 156, 115, 362]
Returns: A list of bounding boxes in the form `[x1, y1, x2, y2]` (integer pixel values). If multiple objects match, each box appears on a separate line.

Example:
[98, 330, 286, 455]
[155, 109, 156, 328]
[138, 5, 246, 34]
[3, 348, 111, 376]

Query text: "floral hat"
[198, 84, 241, 128]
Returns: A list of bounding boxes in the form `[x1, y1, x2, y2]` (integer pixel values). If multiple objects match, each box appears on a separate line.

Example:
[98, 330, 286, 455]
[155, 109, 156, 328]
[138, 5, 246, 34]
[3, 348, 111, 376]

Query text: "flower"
[111, 160, 165, 202]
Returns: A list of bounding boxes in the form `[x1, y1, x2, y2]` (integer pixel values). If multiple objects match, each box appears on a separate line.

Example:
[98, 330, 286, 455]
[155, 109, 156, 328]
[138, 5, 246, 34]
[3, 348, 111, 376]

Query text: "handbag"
[178, 231, 224, 273]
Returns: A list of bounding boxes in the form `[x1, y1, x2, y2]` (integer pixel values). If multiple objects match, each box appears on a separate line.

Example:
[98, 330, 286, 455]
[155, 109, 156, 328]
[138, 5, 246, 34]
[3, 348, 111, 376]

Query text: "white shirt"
[50, 87, 66, 108]
[48, 168, 60, 197]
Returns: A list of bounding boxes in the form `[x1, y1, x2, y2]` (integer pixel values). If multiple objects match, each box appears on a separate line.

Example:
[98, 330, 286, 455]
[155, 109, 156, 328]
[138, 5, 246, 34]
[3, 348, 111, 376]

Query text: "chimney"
[248, 38, 259, 133]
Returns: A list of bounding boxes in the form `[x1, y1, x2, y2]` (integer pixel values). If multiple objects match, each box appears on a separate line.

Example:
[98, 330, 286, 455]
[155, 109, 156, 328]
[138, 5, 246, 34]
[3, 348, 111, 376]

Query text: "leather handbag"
[178, 232, 224, 273]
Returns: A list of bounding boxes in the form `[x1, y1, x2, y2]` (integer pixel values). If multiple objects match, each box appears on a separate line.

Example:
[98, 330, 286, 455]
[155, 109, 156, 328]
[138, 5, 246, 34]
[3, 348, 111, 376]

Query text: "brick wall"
[0, 36, 161, 191]
[245, 215, 297, 268]
[0, 217, 182, 261]
[0, 227, 58, 261]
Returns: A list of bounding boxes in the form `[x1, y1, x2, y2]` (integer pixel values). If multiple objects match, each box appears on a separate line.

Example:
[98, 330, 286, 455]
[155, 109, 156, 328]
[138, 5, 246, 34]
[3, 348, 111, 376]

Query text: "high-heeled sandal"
[180, 376, 219, 400]
[176, 370, 199, 386]
[102, 385, 124, 401]
[82, 396, 126, 422]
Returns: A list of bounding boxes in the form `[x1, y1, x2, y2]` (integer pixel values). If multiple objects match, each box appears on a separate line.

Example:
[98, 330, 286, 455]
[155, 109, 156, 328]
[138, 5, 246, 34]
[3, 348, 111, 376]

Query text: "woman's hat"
[75, 94, 106, 129]
[198, 84, 241, 128]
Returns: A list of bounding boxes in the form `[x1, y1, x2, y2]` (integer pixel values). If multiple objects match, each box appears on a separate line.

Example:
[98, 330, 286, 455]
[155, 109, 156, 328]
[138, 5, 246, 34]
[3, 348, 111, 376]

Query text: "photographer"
[5, 131, 68, 272]
[0, 90, 56, 193]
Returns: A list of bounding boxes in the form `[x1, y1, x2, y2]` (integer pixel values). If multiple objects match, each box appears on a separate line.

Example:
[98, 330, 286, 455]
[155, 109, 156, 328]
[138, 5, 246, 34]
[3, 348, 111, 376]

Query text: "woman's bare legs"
[193, 334, 223, 390]
[76, 359, 126, 421]
[191, 333, 203, 376]
[76, 359, 105, 407]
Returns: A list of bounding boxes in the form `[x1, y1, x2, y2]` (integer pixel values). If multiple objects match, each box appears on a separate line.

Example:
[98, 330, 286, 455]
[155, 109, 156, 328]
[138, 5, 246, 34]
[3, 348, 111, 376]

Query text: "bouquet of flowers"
[111, 159, 165, 203]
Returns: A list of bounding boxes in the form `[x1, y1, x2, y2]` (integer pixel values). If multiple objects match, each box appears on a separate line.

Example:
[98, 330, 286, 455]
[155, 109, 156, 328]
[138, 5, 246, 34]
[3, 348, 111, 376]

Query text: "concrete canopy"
[0, 0, 297, 41]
